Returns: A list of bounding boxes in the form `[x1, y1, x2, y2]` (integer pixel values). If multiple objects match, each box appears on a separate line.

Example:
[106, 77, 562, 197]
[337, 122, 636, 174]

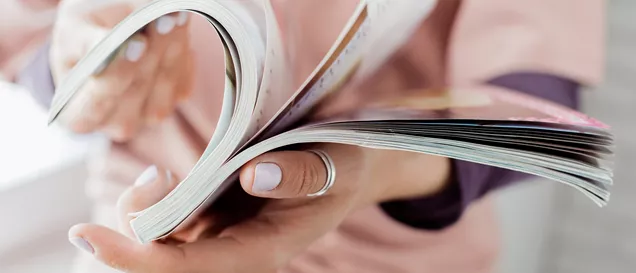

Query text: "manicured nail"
[177, 12, 189, 26]
[135, 165, 158, 186]
[125, 40, 146, 62]
[252, 163, 282, 192]
[156, 16, 176, 35]
[69, 237, 94, 254]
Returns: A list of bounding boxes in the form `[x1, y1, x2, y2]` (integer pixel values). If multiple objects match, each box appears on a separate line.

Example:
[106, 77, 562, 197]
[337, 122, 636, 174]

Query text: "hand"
[51, 0, 194, 142]
[68, 144, 451, 273]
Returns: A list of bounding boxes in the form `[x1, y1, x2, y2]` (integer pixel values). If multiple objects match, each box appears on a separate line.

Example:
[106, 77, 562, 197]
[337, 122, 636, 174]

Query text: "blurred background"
[0, 1, 634, 273]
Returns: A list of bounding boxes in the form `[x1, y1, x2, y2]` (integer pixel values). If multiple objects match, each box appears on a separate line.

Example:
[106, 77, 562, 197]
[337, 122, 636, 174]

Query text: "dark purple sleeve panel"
[15, 42, 56, 109]
[380, 72, 580, 230]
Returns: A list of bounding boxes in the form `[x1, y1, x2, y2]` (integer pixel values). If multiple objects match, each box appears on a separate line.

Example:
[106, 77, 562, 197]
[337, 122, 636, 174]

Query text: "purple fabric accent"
[380, 72, 580, 230]
[15, 42, 56, 109]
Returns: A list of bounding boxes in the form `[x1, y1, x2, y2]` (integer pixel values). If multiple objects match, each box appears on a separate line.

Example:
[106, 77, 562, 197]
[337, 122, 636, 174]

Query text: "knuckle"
[299, 159, 323, 195]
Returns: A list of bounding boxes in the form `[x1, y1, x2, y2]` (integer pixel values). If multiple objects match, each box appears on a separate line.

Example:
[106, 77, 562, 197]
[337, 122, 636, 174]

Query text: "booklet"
[47, 0, 614, 244]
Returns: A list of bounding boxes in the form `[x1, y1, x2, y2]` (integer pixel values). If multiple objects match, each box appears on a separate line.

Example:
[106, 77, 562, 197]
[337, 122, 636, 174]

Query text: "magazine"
[47, 0, 614, 244]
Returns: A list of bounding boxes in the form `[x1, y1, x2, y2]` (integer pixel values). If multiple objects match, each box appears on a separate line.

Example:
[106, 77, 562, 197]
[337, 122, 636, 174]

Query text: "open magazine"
[47, 0, 614, 244]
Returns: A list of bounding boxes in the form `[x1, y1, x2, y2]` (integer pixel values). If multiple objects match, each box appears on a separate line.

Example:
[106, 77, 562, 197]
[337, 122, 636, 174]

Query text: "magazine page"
[313, 85, 610, 135]
[247, 0, 437, 143]
[129, 84, 616, 244]
[246, 0, 370, 141]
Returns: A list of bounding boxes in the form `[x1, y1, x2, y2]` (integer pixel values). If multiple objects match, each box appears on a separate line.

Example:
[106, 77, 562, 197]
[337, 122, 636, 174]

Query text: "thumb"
[239, 150, 333, 199]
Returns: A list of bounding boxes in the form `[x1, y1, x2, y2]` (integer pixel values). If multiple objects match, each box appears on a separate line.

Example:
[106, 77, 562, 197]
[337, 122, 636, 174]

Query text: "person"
[0, 0, 58, 81]
[10, 0, 603, 272]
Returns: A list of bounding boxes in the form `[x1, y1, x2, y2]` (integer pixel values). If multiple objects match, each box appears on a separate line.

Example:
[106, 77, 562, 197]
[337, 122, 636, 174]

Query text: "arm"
[381, 73, 580, 229]
[18, 0, 598, 231]
[380, 0, 604, 230]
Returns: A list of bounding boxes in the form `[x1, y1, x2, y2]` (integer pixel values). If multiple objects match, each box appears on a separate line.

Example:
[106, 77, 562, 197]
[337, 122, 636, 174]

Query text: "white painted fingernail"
[125, 40, 146, 62]
[252, 163, 282, 192]
[156, 16, 176, 35]
[135, 165, 158, 186]
[69, 237, 94, 254]
[177, 12, 189, 26]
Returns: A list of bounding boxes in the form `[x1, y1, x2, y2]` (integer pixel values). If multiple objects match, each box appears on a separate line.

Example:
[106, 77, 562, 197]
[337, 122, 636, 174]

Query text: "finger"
[153, 12, 190, 66]
[117, 165, 177, 237]
[98, 78, 149, 142]
[96, 12, 189, 135]
[174, 48, 195, 102]
[50, 16, 111, 76]
[152, 12, 188, 37]
[68, 223, 184, 273]
[52, 1, 136, 80]
[118, 165, 208, 243]
[143, 12, 191, 123]
[100, 32, 163, 141]
[239, 145, 362, 199]
[71, 223, 275, 273]
[181, 185, 354, 272]
[239, 151, 326, 199]
[59, 35, 148, 133]
[143, 68, 180, 123]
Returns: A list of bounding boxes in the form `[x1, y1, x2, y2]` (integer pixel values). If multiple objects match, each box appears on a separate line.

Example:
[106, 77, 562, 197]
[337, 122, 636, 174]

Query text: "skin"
[70, 144, 451, 273]
[18, 0, 60, 10]
[52, 1, 453, 272]
[50, 0, 194, 142]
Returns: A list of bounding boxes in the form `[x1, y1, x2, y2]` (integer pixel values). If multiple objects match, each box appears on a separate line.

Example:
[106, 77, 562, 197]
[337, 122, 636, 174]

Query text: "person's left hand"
[67, 144, 451, 273]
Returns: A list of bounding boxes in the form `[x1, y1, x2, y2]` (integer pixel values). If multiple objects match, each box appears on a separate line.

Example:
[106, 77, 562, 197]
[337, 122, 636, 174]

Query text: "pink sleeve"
[448, 0, 605, 86]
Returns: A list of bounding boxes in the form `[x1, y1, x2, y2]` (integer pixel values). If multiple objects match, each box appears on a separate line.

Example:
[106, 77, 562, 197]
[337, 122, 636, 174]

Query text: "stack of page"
[48, 0, 614, 244]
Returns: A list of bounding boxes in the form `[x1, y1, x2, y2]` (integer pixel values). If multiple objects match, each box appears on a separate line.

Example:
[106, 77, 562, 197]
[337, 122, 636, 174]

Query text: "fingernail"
[69, 237, 94, 254]
[176, 12, 189, 26]
[252, 163, 282, 192]
[156, 15, 176, 35]
[125, 40, 146, 62]
[135, 165, 158, 186]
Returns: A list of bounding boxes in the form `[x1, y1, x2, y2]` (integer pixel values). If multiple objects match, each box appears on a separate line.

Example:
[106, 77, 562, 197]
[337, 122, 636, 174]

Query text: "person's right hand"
[51, 0, 194, 142]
